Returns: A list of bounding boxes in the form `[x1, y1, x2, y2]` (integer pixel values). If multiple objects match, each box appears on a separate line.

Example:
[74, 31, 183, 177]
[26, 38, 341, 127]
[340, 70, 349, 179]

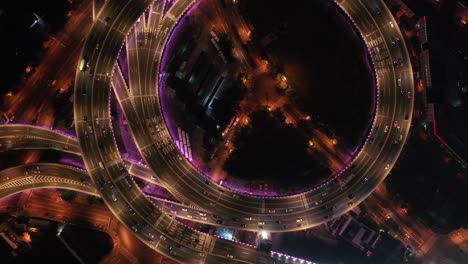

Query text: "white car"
[389, 21, 395, 28]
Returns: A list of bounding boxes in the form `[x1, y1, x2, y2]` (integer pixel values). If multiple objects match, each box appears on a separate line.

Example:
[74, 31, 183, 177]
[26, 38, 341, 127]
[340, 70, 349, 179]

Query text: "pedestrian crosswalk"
[366, 35, 392, 75]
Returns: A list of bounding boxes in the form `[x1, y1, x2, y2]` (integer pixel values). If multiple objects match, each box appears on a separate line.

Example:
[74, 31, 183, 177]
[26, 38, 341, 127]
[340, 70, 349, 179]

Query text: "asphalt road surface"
[0, 0, 414, 263]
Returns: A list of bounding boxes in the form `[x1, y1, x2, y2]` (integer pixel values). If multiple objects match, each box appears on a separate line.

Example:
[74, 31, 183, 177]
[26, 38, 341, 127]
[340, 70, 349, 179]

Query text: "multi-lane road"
[0, 0, 414, 263]
[74, 0, 274, 263]
[74, 0, 413, 262]
[0, 124, 163, 185]
[0, 162, 228, 227]
[0, 163, 96, 198]
[104, 0, 414, 233]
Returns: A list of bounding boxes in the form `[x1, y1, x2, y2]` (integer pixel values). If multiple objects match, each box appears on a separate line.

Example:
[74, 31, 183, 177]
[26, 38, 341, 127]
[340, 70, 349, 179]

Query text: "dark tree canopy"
[60, 190, 77, 202]
[386, 136, 468, 233]
[223, 108, 330, 187]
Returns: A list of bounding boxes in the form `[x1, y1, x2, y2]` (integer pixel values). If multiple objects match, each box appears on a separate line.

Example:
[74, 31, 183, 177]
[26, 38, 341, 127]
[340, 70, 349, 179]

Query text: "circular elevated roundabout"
[1, 0, 414, 263]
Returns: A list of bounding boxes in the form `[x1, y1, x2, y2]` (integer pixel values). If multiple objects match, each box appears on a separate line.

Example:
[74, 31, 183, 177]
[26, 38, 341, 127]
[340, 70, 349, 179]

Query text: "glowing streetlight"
[260, 231, 271, 240]
[278, 74, 288, 89]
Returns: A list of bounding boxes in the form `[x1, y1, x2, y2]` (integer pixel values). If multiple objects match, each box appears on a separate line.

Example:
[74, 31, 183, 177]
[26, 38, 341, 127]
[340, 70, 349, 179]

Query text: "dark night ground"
[0, 0, 71, 93]
[239, 0, 375, 150]
[223, 0, 374, 187]
[6, 219, 112, 264]
[223, 108, 330, 186]
[160, 0, 375, 190]
[386, 133, 468, 233]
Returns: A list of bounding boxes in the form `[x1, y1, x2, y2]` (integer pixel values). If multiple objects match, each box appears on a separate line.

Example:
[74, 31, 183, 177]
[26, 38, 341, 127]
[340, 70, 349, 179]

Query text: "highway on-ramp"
[105, 0, 414, 234]
[0, 0, 414, 263]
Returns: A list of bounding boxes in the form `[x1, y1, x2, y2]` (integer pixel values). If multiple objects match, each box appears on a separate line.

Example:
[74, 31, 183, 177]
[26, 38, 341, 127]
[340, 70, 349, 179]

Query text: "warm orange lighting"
[332, 139, 338, 145]
[23, 232, 32, 243]
[417, 80, 424, 93]
[277, 74, 288, 89]
[305, 115, 311, 120]
[308, 140, 314, 147]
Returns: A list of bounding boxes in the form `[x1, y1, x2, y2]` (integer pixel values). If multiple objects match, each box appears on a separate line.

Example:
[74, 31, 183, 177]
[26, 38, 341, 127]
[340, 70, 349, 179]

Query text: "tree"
[87, 195, 101, 205]
[60, 190, 77, 202]
[223, 107, 330, 187]
[218, 34, 234, 61]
